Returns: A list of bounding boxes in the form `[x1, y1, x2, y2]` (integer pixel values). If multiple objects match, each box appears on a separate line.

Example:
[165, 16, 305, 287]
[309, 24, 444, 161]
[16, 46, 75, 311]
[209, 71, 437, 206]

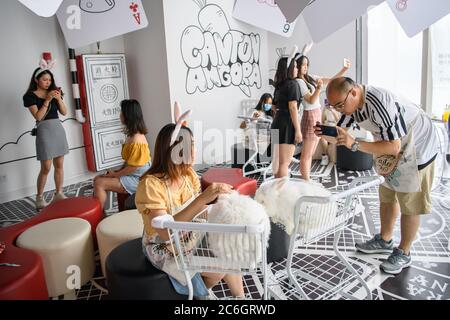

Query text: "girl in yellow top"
[135, 122, 245, 299]
[94, 99, 151, 209]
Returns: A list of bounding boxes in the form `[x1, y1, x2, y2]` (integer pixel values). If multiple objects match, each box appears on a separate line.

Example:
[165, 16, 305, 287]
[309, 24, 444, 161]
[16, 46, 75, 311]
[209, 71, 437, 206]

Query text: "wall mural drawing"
[181, 0, 262, 97]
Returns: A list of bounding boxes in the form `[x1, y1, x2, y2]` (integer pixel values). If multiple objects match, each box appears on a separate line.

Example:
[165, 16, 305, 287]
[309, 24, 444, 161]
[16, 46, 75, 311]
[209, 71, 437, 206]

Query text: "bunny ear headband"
[286, 45, 298, 68]
[295, 42, 314, 61]
[170, 101, 192, 147]
[34, 53, 56, 79]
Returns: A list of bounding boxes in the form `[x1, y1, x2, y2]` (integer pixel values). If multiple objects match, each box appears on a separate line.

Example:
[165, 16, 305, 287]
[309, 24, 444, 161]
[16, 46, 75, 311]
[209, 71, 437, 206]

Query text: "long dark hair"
[274, 57, 296, 89]
[296, 55, 317, 90]
[121, 99, 148, 137]
[143, 124, 194, 182]
[25, 68, 63, 97]
[255, 93, 273, 117]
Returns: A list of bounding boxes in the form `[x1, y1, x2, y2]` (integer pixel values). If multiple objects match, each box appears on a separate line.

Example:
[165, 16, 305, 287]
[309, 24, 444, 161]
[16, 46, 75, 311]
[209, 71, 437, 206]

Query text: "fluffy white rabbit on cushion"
[208, 191, 271, 264]
[255, 178, 337, 236]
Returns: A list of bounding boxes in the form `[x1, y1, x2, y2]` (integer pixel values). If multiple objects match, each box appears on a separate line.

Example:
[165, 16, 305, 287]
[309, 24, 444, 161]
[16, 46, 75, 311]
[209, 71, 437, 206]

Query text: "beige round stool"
[16, 217, 95, 298]
[96, 209, 144, 277]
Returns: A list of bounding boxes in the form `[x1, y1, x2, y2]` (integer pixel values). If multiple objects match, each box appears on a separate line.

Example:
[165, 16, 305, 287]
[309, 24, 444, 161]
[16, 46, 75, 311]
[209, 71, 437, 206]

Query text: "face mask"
[263, 103, 272, 112]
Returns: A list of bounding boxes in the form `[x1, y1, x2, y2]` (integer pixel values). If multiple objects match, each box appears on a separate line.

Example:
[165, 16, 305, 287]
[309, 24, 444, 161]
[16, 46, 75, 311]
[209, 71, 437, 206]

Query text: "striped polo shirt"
[337, 85, 438, 166]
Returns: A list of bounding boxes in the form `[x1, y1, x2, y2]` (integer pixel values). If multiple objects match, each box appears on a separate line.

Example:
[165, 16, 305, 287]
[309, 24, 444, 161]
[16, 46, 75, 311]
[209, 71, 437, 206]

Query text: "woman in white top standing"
[295, 52, 351, 180]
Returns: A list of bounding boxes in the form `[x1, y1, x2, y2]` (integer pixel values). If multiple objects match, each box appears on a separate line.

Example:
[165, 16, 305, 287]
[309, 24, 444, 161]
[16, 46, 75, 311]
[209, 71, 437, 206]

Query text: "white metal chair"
[239, 115, 273, 177]
[152, 210, 269, 300]
[268, 176, 384, 300]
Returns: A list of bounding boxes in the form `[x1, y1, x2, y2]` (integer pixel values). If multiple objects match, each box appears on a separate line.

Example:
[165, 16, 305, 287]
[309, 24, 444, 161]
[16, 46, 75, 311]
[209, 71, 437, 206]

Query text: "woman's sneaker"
[380, 247, 412, 274]
[52, 192, 67, 203]
[355, 233, 394, 254]
[320, 154, 329, 166]
[35, 195, 48, 210]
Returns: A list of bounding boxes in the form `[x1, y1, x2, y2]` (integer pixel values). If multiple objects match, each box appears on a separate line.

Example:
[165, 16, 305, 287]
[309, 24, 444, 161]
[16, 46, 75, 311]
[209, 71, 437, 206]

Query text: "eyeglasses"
[331, 89, 352, 111]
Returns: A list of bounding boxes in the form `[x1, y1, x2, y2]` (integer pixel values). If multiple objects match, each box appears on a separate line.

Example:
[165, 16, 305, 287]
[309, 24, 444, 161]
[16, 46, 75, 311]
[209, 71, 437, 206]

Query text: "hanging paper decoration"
[302, 0, 385, 43]
[275, 0, 310, 23]
[232, 0, 298, 37]
[56, 0, 149, 49]
[17, 0, 63, 17]
[386, 0, 450, 37]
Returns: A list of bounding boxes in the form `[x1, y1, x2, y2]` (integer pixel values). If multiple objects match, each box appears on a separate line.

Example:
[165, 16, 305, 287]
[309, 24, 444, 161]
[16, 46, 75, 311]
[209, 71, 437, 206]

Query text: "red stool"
[0, 197, 102, 300]
[200, 168, 257, 197]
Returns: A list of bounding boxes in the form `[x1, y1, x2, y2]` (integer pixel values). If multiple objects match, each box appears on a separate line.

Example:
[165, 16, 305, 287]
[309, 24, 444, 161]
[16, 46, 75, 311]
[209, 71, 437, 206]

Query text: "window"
[367, 3, 450, 118]
[430, 14, 450, 119]
[367, 2, 423, 105]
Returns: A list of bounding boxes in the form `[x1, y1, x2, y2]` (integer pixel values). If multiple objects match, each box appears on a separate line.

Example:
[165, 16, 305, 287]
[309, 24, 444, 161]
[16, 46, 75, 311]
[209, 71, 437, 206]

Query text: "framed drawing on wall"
[77, 54, 128, 172]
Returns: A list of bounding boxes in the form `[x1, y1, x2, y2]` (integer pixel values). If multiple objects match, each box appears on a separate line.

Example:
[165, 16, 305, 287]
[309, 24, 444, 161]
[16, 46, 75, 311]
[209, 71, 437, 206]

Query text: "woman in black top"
[23, 65, 69, 209]
[271, 57, 302, 178]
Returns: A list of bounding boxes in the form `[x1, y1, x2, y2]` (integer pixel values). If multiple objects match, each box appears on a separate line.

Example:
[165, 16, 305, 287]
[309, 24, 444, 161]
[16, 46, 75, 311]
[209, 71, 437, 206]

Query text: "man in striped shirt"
[315, 77, 438, 275]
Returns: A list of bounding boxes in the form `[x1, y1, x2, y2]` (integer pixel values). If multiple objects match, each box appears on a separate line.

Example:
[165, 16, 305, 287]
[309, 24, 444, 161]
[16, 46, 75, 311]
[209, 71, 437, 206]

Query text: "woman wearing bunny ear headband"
[135, 102, 245, 299]
[23, 53, 69, 210]
[295, 43, 351, 180]
[270, 46, 303, 178]
[93, 99, 151, 210]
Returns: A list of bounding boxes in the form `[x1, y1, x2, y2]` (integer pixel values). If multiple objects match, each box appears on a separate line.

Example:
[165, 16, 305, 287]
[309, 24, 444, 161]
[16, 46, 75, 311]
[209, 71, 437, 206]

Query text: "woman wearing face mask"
[23, 55, 69, 209]
[296, 55, 350, 180]
[253, 93, 274, 120]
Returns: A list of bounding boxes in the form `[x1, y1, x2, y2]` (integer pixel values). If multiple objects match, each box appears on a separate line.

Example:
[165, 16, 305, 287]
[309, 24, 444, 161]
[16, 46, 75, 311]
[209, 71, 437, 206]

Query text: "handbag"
[151, 230, 202, 258]
[30, 103, 51, 136]
[30, 126, 37, 136]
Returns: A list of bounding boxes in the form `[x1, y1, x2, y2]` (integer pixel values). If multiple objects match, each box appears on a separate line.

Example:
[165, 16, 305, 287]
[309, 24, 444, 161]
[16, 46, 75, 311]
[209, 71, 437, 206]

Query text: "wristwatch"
[350, 141, 360, 152]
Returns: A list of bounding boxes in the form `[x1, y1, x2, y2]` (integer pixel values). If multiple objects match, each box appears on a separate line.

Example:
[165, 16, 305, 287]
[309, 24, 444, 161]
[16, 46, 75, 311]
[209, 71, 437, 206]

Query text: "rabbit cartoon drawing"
[79, 0, 115, 13]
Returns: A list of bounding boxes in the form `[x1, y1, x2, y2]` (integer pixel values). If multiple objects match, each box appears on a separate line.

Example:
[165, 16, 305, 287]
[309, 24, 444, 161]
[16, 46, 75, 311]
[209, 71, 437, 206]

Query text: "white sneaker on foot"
[320, 154, 329, 166]
[35, 195, 48, 210]
[52, 192, 67, 203]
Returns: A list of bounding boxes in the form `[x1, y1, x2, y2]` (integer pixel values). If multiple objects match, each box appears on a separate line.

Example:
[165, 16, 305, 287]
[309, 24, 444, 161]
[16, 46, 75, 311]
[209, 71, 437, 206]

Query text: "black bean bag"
[105, 238, 187, 300]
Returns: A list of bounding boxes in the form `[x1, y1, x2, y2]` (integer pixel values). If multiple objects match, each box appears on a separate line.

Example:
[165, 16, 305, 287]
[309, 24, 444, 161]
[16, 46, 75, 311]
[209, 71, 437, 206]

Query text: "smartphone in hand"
[318, 125, 338, 137]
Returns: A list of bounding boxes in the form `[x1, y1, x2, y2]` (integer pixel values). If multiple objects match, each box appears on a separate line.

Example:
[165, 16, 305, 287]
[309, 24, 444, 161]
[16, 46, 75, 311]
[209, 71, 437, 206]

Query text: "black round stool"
[105, 238, 188, 300]
[336, 141, 373, 171]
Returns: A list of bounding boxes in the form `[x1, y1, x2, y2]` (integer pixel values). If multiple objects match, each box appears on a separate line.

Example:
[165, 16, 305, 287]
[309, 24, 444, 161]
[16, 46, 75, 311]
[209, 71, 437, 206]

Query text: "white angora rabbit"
[255, 178, 337, 236]
[208, 191, 271, 264]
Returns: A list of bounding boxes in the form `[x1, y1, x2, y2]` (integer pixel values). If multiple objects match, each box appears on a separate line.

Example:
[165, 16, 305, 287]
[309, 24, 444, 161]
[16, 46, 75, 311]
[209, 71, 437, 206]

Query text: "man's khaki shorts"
[379, 161, 435, 216]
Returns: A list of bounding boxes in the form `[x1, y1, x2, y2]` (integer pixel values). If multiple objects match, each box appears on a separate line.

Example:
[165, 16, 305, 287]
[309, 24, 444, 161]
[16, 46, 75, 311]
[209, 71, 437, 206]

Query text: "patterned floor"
[1, 160, 449, 300]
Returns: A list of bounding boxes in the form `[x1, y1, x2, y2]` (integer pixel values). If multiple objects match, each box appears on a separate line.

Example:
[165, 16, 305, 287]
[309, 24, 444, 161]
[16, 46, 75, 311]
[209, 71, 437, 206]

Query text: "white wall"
[162, 0, 270, 165]
[268, 15, 357, 105]
[123, 0, 172, 155]
[0, 0, 125, 202]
